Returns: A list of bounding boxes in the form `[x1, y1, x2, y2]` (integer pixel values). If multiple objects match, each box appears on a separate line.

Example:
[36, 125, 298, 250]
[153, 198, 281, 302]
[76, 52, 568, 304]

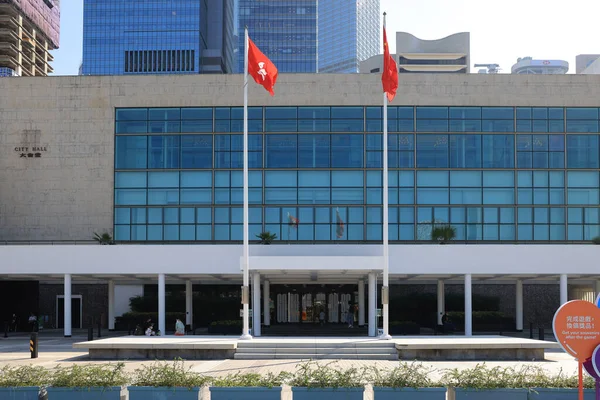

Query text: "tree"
[431, 225, 456, 244]
[592, 236, 600, 245]
[93, 232, 114, 245]
[256, 231, 277, 244]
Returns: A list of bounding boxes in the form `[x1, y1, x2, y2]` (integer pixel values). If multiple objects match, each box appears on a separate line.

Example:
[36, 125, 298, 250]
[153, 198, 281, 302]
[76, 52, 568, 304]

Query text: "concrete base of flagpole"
[239, 333, 253, 340]
[379, 333, 392, 340]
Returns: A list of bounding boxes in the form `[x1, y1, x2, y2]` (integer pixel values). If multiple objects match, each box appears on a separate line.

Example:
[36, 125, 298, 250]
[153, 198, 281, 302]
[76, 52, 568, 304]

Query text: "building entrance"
[272, 284, 358, 325]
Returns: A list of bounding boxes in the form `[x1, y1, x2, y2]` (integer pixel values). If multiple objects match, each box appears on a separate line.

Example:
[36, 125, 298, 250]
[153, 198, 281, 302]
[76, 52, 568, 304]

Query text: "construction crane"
[474, 63, 501, 74]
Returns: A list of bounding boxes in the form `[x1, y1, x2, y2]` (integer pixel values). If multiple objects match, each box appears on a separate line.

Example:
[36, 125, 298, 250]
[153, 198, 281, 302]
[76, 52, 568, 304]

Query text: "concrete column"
[516, 280, 523, 331]
[368, 273, 377, 337]
[358, 279, 365, 327]
[560, 274, 568, 305]
[64, 274, 72, 337]
[464, 274, 472, 337]
[108, 280, 115, 331]
[437, 280, 445, 325]
[252, 272, 261, 337]
[263, 280, 270, 327]
[158, 273, 166, 335]
[185, 280, 193, 327]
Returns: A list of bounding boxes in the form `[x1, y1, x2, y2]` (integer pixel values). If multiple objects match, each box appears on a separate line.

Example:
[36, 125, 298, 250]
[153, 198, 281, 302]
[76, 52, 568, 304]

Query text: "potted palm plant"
[93, 232, 114, 245]
[128, 361, 209, 400]
[209, 372, 287, 400]
[370, 363, 446, 400]
[289, 362, 365, 400]
[431, 225, 456, 244]
[256, 231, 277, 245]
[0, 365, 49, 400]
[46, 364, 127, 400]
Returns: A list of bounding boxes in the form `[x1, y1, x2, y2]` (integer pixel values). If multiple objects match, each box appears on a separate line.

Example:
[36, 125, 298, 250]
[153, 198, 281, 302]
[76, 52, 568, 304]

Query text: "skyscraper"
[318, 0, 379, 73]
[0, 0, 60, 77]
[81, 0, 234, 75]
[238, 0, 318, 73]
[238, 0, 378, 73]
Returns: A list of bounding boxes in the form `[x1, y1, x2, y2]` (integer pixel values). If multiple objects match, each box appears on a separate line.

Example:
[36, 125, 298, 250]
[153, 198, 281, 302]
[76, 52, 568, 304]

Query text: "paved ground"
[0, 330, 580, 379]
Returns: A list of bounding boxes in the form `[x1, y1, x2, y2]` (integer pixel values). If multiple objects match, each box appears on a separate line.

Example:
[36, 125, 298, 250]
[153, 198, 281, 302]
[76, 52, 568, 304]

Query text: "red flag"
[287, 212, 299, 228]
[336, 208, 345, 239]
[248, 37, 278, 96]
[382, 27, 398, 102]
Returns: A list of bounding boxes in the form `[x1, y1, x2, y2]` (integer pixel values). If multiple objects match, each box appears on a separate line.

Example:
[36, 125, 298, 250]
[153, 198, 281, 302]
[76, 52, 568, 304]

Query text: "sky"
[51, 0, 600, 76]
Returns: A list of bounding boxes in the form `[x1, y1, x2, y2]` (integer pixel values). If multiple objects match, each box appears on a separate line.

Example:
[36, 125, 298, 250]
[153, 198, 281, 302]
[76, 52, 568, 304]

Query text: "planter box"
[46, 387, 123, 400]
[127, 386, 199, 400]
[292, 387, 363, 400]
[528, 388, 595, 399]
[0, 387, 45, 400]
[453, 388, 528, 400]
[209, 387, 282, 400]
[374, 387, 446, 399]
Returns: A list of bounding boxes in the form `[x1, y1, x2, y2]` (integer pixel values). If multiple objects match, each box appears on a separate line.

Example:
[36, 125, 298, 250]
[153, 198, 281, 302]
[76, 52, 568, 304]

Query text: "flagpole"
[241, 26, 252, 340]
[381, 12, 392, 340]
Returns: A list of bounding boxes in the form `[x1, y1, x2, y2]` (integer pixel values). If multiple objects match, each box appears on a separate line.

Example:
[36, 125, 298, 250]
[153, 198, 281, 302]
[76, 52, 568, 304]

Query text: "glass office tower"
[114, 105, 600, 243]
[82, 0, 234, 75]
[318, 0, 379, 73]
[238, 0, 318, 73]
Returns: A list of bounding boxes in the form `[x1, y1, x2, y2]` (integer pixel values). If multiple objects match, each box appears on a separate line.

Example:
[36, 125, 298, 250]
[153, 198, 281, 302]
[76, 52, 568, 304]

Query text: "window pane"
[566, 108, 599, 120]
[148, 136, 180, 169]
[331, 107, 363, 119]
[115, 172, 147, 188]
[115, 136, 147, 169]
[331, 135, 363, 168]
[449, 135, 481, 168]
[450, 171, 481, 187]
[266, 135, 297, 168]
[266, 107, 297, 119]
[482, 107, 514, 119]
[116, 108, 147, 121]
[181, 135, 212, 168]
[148, 172, 179, 187]
[482, 135, 514, 168]
[298, 135, 330, 167]
[416, 107, 448, 119]
[416, 135, 448, 168]
[567, 135, 599, 168]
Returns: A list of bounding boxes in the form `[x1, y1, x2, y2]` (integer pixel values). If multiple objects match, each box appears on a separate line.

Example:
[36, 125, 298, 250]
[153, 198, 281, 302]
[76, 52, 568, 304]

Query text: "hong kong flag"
[247, 36, 278, 96]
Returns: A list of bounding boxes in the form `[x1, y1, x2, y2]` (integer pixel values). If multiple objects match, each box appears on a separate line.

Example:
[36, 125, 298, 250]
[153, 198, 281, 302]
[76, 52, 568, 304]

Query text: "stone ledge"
[397, 348, 545, 361]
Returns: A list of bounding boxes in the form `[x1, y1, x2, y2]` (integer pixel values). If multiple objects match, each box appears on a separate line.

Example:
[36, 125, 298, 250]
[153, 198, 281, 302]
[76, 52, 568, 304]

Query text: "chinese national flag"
[248, 37, 278, 96]
[382, 27, 398, 102]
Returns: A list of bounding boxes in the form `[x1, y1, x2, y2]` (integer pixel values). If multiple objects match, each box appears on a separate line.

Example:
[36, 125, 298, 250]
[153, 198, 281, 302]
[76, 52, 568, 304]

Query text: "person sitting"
[145, 323, 156, 336]
[175, 319, 185, 336]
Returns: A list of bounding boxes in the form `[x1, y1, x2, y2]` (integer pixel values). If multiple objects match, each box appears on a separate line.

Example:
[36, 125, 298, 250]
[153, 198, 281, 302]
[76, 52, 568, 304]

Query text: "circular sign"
[552, 300, 600, 360]
[592, 345, 600, 378]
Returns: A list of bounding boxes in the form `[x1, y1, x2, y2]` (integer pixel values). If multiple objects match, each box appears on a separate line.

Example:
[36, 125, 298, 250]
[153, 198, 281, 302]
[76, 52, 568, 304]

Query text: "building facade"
[81, 0, 235, 75]
[576, 54, 600, 74]
[2, 74, 600, 336]
[317, 0, 379, 73]
[0, 0, 59, 76]
[237, 0, 318, 73]
[511, 57, 568, 75]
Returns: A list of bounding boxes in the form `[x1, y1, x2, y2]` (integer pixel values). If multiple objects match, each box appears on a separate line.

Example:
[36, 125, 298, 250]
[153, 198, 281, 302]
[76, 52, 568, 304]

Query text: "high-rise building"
[238, 1, 318, 73]
[318, 0, 379, 73]
[81, 0, 235, 75]
[238, 0, 378, 73]
[360, 32, 470, 74]
[577, 54, 600, 74]
[511, 57, 568, 74]
[0, 0, 60, 76]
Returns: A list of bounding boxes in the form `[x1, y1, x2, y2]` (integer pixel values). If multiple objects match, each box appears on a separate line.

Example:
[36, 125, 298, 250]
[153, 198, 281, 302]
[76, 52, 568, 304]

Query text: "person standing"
[10, 314, 17, 332]
[319, 310, 325, 326]
[346, 309, 354, 328]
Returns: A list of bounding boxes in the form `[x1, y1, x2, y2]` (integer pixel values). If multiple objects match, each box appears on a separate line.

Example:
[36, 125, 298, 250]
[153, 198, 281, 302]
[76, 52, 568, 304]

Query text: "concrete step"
[237, 342, 394, 349]
[236, 347, 394, 354]
[234, 353, 397, 360]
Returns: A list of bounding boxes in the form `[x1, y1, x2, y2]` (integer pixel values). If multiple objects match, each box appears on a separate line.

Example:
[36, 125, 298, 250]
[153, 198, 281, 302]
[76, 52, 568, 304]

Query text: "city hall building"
[1, 73, 600, 337]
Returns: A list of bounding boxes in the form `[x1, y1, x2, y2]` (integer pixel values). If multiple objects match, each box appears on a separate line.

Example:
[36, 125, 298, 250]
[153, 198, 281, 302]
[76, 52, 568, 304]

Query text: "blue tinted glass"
[148, 108, 180, 121]
[483, 189, 513, 204]
[266, 135, 298, 168]
[482, 120, 514, 132]
[116, 136, 148, 169]
[266, 107, 297, 119]
[567, 171, 599, 188]
[181, 108, 212, 120]
[449, 107, 481, 119]
[148, 136, 179, 169]
[331, 120, 364, 132]
[532, 108, 548, 119]
[518, 171, 533, 187]
[516, 108, 532, 119]
[450, 188, 482, 204]
[181, 135, 212, 168]
[482, 107, 514, 119]
[298, 120, 330, 132]
[416, 135, 448, 168]
[265, 120, 298, 132]
[417, 171, 448, 187]
[215, 108, 230, 119]
[116, 108, 147, 121]
[566, 121, 599, 133]
[298, 107, 330, 119]
[331, 107, 363, 119]
[483, 171, 514, 187]
[148, 189, 179, 205]
[148, 121, 180, 133]
[181, 120, 212, 133]
[416, 120, 449, 132]
[115, 208, 131, 224]
[449, 135, 481, 168]
[265, 171, 298, 187]
[567, 136, 599, 168]
[482, 135, 514, 168]
[450, 171, 481, 187]
[148, 172, 179, 188]
[566, 108, 599, 120]
[516, 120, 532, 132]
[398, 107, 414, 119]
[331, 135, 363, 168]
[417, 188, 449, 204]
[568, 189, 600, 205]
[416, 107, 448, 119]
[449, 120, 481, 132]
[299, 171, 330, 187]
[366, 107, 381, 119]
[549, 108, 564, 119]
[298, 135, 330, 167]
[331, 171, 363, 187]
[115, 172, 147, 188]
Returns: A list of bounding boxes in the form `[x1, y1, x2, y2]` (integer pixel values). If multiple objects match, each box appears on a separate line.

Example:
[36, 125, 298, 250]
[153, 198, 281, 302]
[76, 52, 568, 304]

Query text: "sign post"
[553, 298, 600, 400]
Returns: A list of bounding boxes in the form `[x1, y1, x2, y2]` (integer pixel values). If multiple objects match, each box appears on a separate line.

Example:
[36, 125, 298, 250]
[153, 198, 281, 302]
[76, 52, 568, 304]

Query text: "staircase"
[234, 339, 398, 360]
[263, 324, 368, 337]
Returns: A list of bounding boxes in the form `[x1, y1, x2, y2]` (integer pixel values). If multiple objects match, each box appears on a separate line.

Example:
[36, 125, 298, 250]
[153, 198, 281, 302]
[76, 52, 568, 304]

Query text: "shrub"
[0, 365, 49, 387]
[441, 364, 595, 389]
[115, 312, 185, 331]
[289, 362, 366, 388]
[50, 364, 128, 388]
[131, 360, 210, 388]
[369, 362, 436, 388]
[211, 372, 290, 388]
